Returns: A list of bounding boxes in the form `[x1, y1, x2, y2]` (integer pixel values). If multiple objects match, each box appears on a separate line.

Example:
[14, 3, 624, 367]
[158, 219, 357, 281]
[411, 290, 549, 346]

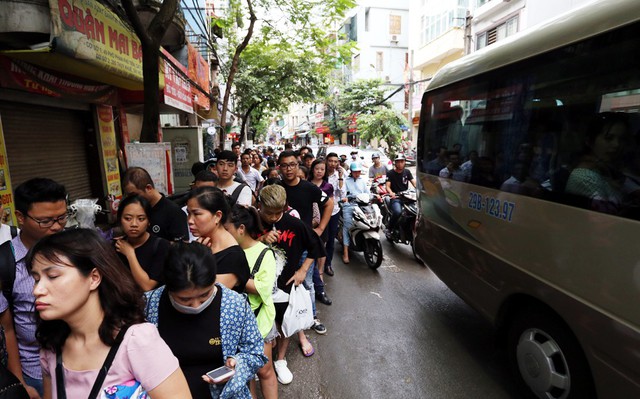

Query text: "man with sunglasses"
[0, 178, 68, 398]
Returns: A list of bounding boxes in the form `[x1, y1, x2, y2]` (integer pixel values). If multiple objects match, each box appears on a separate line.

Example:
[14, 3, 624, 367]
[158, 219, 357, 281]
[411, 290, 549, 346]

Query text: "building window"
[390, 15, 401, 35]
[422, 6, 467, 45]
[376, 52, 384, 71]
[477, 0, 489, 5]
[476, 15, 518, 50]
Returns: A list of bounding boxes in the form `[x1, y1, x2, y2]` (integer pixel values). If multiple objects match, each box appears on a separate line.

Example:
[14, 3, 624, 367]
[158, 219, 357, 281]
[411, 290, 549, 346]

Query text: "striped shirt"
[11, 236, 41, 379]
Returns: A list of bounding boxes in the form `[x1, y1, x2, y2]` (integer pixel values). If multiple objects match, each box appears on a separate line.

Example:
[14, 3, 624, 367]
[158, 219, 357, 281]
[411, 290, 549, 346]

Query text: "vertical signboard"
[96, 105, 122, 215]
[0, 116, 17, 226]
[125, 143, 174, 195]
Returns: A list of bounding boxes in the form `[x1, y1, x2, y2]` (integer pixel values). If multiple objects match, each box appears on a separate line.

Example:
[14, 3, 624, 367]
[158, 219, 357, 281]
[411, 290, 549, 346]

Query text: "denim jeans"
[313, 261, 324, 294]
[388, 198, 403, 230]
[324, 213, 340, 268]
[24, 375, 43, 397]
[342, 204, 356, 246]
[299, 251, 317, 318]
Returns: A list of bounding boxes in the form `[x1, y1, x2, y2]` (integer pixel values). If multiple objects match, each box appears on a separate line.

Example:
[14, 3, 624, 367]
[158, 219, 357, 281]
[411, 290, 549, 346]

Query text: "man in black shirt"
[278, 151, 334, 311]
[123, 167, 188, 241]
[385, 154, 417, 234]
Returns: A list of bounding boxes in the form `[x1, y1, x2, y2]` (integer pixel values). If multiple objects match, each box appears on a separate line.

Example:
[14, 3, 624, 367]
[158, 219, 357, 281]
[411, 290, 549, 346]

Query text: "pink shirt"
[41, 323, 180, 398]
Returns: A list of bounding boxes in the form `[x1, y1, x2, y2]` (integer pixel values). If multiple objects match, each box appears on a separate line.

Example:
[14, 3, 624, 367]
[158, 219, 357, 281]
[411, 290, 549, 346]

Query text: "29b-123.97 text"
[468, 192, 515, 222]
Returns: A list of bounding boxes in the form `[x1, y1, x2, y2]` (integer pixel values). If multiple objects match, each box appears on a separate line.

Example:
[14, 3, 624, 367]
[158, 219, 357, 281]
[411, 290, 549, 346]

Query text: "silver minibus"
[415, 0, 640, 398]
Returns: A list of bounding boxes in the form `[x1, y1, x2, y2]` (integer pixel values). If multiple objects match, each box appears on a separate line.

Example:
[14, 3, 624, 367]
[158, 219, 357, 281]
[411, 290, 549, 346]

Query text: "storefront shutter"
[0, 101, 94, 201]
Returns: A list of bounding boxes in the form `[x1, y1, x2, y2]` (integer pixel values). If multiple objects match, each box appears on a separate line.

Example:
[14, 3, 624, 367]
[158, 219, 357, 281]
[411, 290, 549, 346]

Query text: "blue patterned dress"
[145, 284, 267, 399]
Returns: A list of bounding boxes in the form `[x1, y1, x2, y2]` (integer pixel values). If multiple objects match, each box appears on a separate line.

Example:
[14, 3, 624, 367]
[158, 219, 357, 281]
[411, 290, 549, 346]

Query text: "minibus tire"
[507, 309, 596, 399]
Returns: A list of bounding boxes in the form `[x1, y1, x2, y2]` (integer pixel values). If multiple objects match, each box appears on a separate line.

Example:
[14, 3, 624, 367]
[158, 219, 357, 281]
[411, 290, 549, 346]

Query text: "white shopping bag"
[281, 284, 314, 337]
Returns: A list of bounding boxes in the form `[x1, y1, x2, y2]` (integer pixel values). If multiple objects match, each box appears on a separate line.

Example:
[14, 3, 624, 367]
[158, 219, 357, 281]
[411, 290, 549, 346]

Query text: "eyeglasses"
[279, 162, 299, 170]
[25, 213, 69, 228]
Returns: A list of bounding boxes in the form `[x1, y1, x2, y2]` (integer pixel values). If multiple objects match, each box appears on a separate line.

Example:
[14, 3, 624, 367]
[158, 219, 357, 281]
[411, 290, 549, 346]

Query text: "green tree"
[214, 0, 356, 146]
[232, 39, 334, 143]
[357, 108, 408, 157]
[337, 78, 389, 116]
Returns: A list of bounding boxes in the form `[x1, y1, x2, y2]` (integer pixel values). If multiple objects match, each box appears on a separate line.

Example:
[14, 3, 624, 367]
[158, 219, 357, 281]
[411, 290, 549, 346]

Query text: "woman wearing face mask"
[114, 194, 170, 291]
[28, 229, 191, 398]
[186, 187, 250, 293]
[145, 241, 267, 399]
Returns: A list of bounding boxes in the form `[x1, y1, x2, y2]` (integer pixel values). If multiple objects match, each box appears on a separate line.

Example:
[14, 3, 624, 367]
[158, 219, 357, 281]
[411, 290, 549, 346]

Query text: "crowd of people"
[0, 142, 415, 399]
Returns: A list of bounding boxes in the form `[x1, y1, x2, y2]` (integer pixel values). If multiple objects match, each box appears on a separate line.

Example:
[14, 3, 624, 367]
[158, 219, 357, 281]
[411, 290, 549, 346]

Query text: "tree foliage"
[213, 0, 356, 145]
[336, 79, 390, 116]
[357, 107, 408, 157]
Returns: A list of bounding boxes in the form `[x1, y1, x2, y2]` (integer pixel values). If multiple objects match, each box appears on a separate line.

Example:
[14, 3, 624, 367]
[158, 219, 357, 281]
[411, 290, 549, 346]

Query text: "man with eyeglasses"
[0, 177, 68, 398]
[278, 150, 334, 334]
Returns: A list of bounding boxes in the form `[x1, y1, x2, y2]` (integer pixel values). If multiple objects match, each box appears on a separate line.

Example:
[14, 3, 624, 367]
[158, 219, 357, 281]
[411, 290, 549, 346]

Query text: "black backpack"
[227, 183, 252, 206]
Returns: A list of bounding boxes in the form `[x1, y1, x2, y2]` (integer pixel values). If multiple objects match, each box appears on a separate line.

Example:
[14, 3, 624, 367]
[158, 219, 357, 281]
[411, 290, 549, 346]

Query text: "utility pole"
[464, 10, 472, 55]
[407, 49, 414, 143]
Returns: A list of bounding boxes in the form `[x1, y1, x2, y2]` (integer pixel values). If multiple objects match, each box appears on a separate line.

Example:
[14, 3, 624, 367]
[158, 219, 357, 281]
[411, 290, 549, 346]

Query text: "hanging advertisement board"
[0, 116, 17, 226]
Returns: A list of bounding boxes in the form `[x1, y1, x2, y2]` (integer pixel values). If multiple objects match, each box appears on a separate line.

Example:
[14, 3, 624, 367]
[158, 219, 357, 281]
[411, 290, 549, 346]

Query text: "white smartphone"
[206, 366, 235, 383]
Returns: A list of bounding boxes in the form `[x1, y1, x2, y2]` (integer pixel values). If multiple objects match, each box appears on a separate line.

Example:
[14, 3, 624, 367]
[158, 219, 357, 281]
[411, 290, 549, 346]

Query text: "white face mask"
[169, 287, 217, 315]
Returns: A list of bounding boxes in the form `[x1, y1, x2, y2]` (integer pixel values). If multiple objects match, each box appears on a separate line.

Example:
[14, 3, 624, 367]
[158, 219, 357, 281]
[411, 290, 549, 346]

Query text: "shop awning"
[3, 48, 145, 91]
[1, 0, 147, 90]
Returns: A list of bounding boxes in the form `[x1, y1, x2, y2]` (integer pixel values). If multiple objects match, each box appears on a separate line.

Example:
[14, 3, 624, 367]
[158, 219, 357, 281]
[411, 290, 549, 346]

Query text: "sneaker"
[312, 318, 327, 335]
[273, 359, 293, 384]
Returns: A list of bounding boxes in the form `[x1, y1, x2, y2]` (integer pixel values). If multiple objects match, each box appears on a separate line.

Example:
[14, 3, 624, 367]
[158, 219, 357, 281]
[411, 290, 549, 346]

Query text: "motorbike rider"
[385, 154, 417, 239]
[368, 153, 387, 181]
[342, 162, 370, 264]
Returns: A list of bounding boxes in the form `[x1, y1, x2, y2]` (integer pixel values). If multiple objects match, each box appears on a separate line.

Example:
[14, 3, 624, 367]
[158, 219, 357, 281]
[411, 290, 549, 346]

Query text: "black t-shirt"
[214, 245, 250, 293]
[259, 213, 326, 294]
[158, 287, 223, 399]
[283, 179, 329, 227]
[149, 196, 189, 242]
[118, 234, 170, 287]
[386, 168, 414, 193]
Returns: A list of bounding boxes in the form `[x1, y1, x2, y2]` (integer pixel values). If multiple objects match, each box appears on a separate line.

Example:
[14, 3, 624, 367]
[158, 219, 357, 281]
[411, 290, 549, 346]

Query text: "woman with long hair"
[145, 242, 266, 398]
[28, 229, 190, 398]
[114, 194, 170, 291]
[186, 187, 250, 293]
[225, 205, 278, 398]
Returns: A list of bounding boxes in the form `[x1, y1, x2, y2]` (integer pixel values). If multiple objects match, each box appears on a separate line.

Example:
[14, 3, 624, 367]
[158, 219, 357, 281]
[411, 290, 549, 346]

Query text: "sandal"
[342, 255, 350, 264]
[299, 341, 315, 357]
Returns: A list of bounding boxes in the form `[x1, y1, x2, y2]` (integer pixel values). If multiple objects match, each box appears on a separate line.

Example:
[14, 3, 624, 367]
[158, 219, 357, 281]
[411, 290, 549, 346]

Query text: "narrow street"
[274, 239, 521, 399]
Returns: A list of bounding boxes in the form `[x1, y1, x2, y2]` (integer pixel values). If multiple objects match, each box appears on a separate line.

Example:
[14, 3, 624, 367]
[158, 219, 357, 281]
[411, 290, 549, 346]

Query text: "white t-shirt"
[219, 181, 253, 206]
[0, 224, 16, 245]
[240, 167, 264, 191]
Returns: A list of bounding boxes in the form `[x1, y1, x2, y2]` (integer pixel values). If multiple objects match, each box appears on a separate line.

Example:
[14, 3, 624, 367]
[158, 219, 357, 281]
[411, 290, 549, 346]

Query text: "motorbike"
[337, 192, 384, 269]
[381, 189, 419, 260]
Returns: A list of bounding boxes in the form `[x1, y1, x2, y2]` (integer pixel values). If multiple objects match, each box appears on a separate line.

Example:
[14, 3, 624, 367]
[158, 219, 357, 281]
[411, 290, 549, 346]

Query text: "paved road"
[269, 239, 522, 399]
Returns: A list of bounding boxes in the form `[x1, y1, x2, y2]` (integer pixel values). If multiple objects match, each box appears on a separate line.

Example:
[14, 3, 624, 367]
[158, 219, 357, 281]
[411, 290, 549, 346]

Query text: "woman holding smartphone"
[28, 228, 191, 398]
[186, 187, 250, 293]
[114, 194, 170, 291]
[145, 241, 266, 398]
[225, 205, 278, 399]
